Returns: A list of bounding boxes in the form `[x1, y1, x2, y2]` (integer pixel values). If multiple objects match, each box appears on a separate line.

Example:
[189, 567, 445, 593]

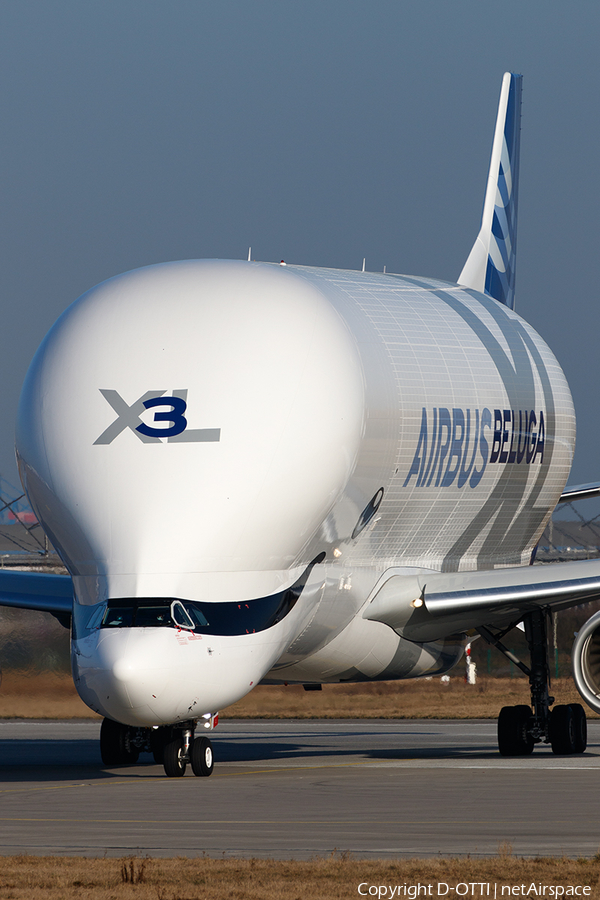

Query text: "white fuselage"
[16, 260, 574, 726]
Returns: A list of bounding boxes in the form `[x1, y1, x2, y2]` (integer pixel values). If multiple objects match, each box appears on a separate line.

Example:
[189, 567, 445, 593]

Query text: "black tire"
[570, 703, 587, 753]
[100, 718, 139, 766]
[498, 705, 534, 756]
[550, 704, 576, 754]
[191, 737, 214, 777]
[163, 738, 187, 777]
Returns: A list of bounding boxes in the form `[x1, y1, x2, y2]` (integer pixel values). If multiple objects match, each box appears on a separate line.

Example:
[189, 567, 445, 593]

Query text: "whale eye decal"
[352, 488, 384, 540]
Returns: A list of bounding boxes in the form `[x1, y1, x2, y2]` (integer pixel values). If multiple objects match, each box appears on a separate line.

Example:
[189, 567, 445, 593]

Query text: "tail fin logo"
[458, 72, 523, 310]
[485, 74, 522, 308]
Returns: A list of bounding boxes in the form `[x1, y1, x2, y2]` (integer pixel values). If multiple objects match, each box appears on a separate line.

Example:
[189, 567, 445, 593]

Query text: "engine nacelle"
[572, 609, 600, 714]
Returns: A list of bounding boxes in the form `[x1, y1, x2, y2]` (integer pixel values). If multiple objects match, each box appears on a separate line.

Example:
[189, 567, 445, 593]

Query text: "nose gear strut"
[99, 718, 215, 776]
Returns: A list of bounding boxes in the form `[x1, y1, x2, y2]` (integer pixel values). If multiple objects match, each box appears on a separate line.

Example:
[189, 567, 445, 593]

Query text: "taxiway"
[0, 719, 598, 858]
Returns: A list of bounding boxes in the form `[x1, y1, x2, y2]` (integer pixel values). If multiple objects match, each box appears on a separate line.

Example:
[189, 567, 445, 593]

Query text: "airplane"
[4, 71, 600, 777]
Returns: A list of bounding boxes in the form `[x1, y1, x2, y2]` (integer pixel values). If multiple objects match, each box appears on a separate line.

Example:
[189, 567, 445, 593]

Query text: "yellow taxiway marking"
[0, 759, 398, 794]
[1, 758, 598, 797]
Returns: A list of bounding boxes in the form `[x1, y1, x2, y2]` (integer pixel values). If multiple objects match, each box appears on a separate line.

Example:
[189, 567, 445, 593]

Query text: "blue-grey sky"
[0, 1, 598, 488]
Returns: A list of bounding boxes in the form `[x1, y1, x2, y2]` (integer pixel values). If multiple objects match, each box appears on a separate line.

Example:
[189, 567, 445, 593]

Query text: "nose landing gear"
[99, 717, 215, 775]
[163, 724, 214, 777]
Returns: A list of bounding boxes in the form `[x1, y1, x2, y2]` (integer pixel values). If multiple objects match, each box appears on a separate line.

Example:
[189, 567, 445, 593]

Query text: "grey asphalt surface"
[1, 719, 600, 859]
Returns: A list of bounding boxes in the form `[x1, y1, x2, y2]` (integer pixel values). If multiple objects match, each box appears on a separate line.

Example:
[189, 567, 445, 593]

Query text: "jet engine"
[572, 609, 600, 714]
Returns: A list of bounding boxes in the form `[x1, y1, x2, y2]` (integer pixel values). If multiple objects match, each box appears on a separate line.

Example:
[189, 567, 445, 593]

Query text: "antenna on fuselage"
[247, 247, 251, 261]
[362, 258, 366, 272]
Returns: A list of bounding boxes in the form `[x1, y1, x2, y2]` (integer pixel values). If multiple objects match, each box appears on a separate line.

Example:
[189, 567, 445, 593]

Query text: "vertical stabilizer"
[458, 72, 522, 310]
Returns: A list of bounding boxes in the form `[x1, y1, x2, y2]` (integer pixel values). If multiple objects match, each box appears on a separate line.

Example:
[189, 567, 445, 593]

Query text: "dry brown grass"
[0, 854, 599, 899]
[0, 671, 101, 719]
[223, 677, 600, 720]
[0, 671, 597, 720]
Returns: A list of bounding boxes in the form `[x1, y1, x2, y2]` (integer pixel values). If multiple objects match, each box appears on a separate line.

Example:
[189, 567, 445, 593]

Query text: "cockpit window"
[101, 602, 171, 629]
[136, 604, 172, 627]
[99, 552, 325, 636]
[171, 600, 197, 630]
[102, 605, 135, 628]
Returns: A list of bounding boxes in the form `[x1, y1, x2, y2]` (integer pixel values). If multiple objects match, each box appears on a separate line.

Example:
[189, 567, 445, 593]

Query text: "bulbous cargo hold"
[15, 260, 366, 603]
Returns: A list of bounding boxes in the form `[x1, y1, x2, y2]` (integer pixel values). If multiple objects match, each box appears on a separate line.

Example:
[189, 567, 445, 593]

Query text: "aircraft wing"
[558, 482, 600, 503]
[364, 559, 600, 642]
[0, 569, 73, 624]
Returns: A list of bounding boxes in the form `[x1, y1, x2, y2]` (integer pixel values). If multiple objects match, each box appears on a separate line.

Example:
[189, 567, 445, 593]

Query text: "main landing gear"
[478, 609, 587, 757]
[100, 718, 215, 776]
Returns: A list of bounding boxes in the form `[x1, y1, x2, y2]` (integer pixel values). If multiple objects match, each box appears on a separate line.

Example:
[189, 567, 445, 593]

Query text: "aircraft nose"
[74, 630, 182, 725]
[73, 626, 271, 727]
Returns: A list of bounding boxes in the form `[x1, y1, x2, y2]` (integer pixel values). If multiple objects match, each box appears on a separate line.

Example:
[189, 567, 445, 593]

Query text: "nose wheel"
[163, 737, 188, 776]
[191, 736, 214, 776]
[162, 726, 214, 777]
